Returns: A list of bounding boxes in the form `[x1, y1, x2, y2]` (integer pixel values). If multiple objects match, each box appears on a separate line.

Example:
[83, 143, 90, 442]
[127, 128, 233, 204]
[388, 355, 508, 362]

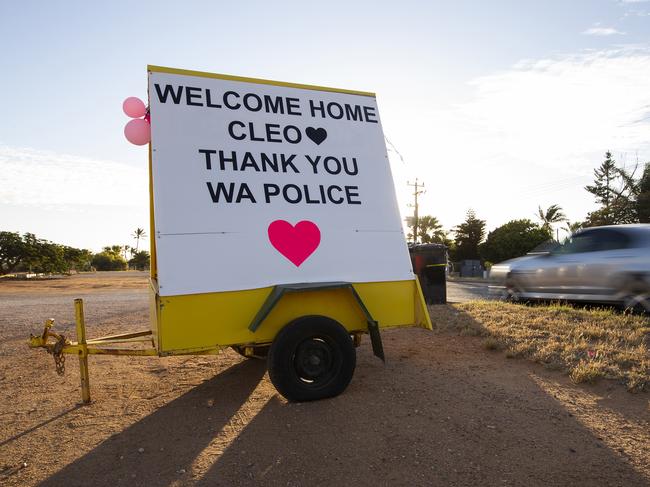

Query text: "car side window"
[591, 229, 631, 251]
[558, 229, 631, 254]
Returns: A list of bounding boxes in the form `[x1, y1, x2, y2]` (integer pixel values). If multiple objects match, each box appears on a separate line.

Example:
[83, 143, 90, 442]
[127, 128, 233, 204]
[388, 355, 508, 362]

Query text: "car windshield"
[553, 233, 596, 254]
[553, 229, 634, 254]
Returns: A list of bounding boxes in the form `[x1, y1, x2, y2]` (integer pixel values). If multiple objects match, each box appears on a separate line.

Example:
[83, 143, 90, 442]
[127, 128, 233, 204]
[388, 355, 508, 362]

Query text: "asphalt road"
[446, 279, 492, 303]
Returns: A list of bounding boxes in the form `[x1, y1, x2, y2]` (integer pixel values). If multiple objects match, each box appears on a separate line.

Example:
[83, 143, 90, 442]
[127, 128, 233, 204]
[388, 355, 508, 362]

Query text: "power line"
[515, 161, 645, 197]
[384, 136, 405, 164]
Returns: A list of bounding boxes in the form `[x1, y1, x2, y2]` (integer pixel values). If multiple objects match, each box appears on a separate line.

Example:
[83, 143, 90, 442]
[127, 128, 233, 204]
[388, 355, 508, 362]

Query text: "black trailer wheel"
[231, 345, 270, 360]
[267, 316, 356, 402]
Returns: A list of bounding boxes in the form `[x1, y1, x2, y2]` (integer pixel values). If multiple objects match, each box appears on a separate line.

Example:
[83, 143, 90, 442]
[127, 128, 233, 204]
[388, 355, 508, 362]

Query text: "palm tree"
[407, 215, 447, 244]
[537, 204, 567, 241]
[558, 221, 584, 243]
[565, 221, 583, 235]
[418, 215, 447, 244]
[132, 228, 147, 253]
[536, 204, 567, 237]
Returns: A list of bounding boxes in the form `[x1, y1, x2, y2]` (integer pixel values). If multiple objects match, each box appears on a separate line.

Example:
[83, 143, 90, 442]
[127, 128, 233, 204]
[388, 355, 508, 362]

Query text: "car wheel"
[504, 277, 522, 302]
[622, 290, 650, 314]
[267, 315, 356, 402]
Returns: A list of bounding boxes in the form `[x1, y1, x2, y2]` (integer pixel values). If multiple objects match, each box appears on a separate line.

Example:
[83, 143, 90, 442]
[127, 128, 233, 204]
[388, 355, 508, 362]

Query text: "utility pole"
[407, 178, 425, 244]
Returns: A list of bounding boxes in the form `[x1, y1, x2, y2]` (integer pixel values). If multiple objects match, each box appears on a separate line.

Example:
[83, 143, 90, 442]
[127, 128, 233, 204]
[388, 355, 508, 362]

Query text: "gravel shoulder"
[0, 273, 648, 486]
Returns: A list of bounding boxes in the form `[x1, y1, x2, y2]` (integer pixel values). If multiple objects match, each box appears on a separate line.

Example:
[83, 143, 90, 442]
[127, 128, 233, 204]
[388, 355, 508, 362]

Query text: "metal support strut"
[74, 299, 91, 404]
[29, 298, 158, 403]
[248, 282, 385, 362]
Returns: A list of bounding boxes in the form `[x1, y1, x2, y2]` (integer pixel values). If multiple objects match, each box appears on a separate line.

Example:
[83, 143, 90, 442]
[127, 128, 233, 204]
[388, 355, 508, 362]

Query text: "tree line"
[408, 153, 650, 265]
[0, 228, 150, 275]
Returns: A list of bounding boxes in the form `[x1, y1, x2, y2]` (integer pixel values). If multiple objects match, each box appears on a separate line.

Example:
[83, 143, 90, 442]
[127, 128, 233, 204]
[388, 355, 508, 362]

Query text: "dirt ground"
[0, 272, 648, 486]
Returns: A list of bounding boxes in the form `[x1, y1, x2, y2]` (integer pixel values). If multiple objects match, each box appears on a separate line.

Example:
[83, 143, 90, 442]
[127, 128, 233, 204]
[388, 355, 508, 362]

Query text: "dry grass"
[429, 301, 650, 392]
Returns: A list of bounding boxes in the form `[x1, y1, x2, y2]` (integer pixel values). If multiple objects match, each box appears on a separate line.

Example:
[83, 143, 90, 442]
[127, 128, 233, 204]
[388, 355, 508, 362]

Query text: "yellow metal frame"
[28, 299, 160, 403]
[147, 64, 376, 97]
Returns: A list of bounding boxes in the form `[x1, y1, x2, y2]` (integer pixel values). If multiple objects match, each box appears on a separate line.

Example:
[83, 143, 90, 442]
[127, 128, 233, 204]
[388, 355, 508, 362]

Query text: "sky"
[2, 0, 650, 251]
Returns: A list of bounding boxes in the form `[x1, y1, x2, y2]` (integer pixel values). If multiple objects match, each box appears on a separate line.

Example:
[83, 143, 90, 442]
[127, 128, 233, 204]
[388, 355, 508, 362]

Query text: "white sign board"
[149, 67, 413, 296]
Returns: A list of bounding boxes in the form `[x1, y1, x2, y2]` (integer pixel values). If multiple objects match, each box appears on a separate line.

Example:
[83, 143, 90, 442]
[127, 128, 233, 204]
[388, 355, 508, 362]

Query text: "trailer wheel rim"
[293, 337, 338, 384]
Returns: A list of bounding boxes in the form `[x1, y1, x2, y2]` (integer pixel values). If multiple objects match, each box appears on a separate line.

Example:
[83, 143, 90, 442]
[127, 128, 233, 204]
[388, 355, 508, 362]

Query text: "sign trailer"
[29, 65, 432, 402]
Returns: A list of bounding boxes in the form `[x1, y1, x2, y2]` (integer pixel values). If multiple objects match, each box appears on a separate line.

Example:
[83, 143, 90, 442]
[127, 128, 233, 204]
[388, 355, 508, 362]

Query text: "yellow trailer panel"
[153, 279, 431, 354]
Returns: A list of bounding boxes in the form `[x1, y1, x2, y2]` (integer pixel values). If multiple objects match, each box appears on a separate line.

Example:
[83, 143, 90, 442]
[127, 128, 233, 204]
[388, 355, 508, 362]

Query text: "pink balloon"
[124, 119, 151, 145]
[123, 97, 146, 118]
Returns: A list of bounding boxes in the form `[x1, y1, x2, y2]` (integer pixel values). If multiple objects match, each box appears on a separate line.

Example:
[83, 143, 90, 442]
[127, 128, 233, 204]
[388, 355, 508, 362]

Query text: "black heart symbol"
[305, 127, 327, 145]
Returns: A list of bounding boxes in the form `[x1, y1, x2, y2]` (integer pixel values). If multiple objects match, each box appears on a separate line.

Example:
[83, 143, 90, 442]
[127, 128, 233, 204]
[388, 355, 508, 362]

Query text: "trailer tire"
[268, 316, 356, 402]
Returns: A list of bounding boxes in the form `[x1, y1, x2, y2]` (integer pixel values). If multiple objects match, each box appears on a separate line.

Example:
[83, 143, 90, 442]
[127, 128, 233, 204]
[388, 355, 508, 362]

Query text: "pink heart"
[268, 220, 321, 267]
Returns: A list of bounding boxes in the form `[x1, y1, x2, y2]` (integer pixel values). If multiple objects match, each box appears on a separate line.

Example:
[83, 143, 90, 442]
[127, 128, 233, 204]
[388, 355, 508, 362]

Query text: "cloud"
[397, 47, 650, 228]
[582, 26, 625, 36]
[0, 145, 148, 208]
[619, 0, 650, 17]
[455, 47, 650, 168]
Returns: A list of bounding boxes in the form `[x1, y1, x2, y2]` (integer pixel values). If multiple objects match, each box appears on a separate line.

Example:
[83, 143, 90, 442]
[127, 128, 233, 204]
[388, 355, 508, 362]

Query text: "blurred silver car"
[489, 224, 650, 311]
